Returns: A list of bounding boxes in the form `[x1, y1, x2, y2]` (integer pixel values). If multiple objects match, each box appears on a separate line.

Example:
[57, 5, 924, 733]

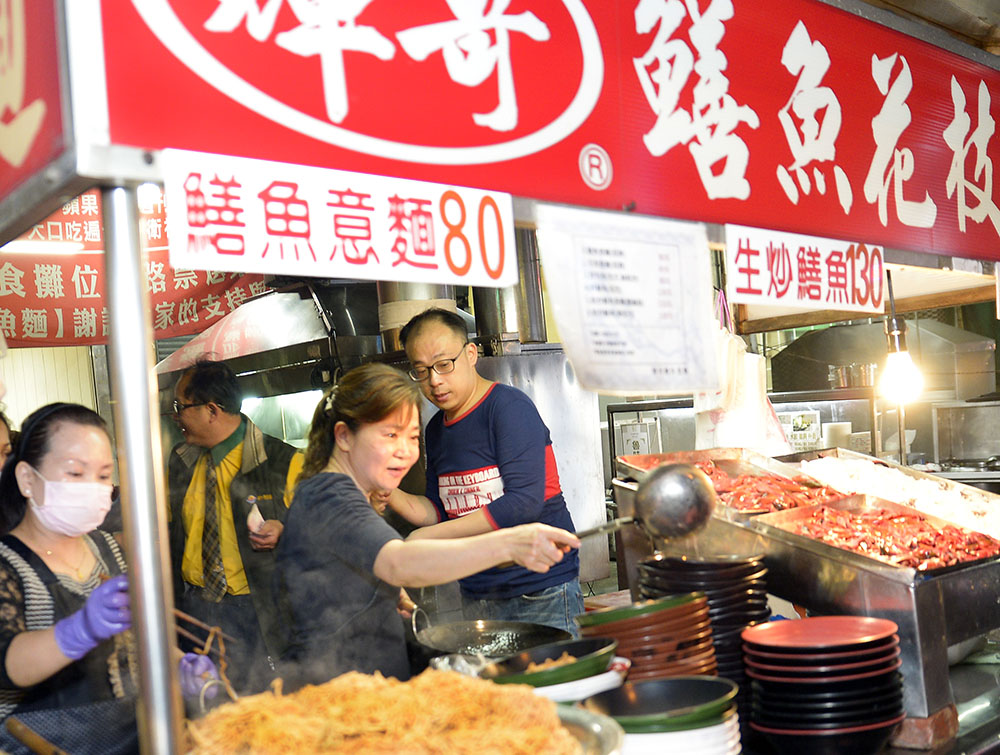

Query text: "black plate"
[751, 672, 903, 700]
[709, 604, 771, 624]
[638, 560, 766, 582]
[752, 700, 905, 729]
[757, 685, 903, 710]
[642, 575, 768, 600]
[751, 714, 904, 755]
[639, 567, 769, 591]
[755, 693, 904, 721]
[640, 554, 765, 572]
[709, 591, 769, 608]
[745, 652, 901, 679]
[744, 647, 900, 672]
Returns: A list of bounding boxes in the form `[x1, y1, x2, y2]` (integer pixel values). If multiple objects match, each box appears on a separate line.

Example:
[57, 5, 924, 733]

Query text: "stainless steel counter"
[612, 448, 1000, 743]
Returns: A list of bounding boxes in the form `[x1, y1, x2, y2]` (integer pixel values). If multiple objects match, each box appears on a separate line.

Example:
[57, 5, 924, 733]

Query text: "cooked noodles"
[192, 623, 238, 702]
[526, 652, 578, 673]
[186, 668, 581, 754]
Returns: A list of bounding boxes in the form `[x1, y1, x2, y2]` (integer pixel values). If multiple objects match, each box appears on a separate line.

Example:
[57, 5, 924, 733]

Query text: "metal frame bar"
[102, 185, 181, 754]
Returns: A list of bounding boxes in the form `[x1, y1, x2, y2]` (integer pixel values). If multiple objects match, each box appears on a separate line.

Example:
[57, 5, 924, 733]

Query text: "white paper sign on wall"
[536, 204, 718, 394]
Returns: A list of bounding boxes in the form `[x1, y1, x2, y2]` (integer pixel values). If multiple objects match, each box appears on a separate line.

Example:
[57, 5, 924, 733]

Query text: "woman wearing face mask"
[275, 365, 580, 687]
[0, 403, 215, 754]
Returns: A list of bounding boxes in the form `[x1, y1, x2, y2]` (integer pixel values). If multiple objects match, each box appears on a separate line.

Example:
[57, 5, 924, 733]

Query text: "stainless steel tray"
[753, 495, 1000, 578]
[616, 447, 801, 482]
[616, 448, 845, 523]
[775, 447, 1000, 539]
[776, 447, 1000, 509]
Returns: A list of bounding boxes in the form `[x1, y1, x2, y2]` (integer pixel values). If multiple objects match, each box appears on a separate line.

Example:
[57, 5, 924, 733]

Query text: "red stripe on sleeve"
[544, 444, 562, 500]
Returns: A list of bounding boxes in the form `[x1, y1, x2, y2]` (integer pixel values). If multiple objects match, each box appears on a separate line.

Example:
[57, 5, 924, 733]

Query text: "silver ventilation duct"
[376, 281, 458, 352]
[472, 228, 547, 354]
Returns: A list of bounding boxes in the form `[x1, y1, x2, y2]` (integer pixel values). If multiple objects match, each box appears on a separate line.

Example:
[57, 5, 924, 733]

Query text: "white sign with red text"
[163, 149, 516, 287]
[537, 204, 718, 395]
[725, 225, 885, 313]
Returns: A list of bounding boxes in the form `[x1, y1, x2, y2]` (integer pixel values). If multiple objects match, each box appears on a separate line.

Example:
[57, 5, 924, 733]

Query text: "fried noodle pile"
[186, 668, 582, 754]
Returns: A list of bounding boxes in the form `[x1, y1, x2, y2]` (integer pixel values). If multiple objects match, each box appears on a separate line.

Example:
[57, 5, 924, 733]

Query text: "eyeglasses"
[172, 399, 206, 414]
[408, 344, 469, 382]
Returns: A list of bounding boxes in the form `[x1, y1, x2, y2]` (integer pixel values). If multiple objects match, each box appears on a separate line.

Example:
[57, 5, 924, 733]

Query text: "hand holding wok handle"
[54, 574, 130, 660]
[397, 588, 417, 619]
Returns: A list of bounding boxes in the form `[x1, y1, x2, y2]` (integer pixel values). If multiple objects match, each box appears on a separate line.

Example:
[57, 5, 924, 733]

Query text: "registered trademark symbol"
[578, 143, 612, 191]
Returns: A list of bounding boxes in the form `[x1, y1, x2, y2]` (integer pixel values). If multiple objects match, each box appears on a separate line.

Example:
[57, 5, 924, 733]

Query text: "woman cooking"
[275, 364, 580, 686]
[0, 403, 215, 754]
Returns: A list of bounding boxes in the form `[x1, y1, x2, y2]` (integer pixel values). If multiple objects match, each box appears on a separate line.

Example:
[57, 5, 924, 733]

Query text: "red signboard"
[0, 0, 67, 202]
[99, 1, 1000, 261]
[2, 189, 268, 347]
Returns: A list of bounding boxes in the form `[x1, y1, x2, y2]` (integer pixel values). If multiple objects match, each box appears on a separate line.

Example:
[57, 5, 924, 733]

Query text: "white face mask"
[28, 468, 113, 537]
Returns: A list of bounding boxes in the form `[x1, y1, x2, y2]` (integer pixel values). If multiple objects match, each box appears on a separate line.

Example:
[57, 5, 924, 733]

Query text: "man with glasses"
[386, 308, 582, 634]
[167, 359, 302, 693]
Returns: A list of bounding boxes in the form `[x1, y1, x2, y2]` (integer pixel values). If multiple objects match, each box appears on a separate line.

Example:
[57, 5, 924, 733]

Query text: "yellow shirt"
[180, 442, 302, 594]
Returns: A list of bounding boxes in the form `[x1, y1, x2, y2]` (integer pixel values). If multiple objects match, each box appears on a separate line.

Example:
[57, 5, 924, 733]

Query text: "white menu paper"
[536, 204, 717, 394]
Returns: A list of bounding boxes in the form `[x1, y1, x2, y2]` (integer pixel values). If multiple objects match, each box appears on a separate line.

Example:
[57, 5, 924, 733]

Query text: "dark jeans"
[461, 579, 584, 637]
[178, 584, 276, 695]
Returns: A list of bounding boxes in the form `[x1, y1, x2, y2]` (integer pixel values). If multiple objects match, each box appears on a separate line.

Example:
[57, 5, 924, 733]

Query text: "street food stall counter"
[612, 448, 1000, 748]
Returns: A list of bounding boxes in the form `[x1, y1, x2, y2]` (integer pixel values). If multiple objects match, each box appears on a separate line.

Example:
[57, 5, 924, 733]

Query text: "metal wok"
[411, 607, 572, 658]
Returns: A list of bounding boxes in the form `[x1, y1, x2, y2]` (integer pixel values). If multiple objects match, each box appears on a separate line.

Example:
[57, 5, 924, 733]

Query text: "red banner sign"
[1, 189, 268, 347]
[96, 0, 1000, 261]
[0, 0, 66, 202]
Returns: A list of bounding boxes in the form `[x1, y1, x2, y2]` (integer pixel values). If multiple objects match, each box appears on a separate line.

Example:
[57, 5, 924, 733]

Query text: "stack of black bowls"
[637, 553, 770, 726]
[742, 616, 904, 755]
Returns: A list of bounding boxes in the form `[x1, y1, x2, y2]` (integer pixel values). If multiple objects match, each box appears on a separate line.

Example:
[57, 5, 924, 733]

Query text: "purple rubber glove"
[54, 574, 131, 660]
[179, 652, 219, 699]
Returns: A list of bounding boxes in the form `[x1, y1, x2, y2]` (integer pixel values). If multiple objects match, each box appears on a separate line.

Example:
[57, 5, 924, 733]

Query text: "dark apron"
[0, 535, 138, 755]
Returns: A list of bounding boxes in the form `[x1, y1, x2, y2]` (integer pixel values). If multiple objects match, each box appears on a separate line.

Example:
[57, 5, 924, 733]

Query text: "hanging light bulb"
[880, 349, 924, 403]
[878, 271, 924, 404]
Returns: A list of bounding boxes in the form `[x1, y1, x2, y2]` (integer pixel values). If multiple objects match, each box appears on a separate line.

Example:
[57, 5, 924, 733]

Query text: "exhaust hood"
[771, 319, 996, 399]
[154, 283, 382, 400]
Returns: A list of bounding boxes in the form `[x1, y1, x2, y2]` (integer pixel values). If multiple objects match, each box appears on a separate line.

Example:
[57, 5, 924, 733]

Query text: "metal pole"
[897, 403, 907, 466]
[101, 185, 182, 754]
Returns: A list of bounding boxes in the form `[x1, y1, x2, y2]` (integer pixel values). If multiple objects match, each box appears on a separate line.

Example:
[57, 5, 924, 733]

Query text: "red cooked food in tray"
[694, 460, 843, 513]
[780, 505, 1000, 571]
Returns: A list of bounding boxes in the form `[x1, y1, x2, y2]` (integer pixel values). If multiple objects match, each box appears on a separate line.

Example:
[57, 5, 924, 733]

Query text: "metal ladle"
[577, 463, 716, 541]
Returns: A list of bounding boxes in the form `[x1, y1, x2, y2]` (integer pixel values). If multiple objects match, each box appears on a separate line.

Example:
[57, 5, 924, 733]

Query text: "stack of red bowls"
[576, 593, 716, 681]
[742, 617, 904, 755]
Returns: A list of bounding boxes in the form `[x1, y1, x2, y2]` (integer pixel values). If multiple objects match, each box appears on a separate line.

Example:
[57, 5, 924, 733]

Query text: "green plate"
[575, 592, 704, 628]
[582, 676, 739, 729]
[487, 637, 618, 687]
[616, 703, 737, 733]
